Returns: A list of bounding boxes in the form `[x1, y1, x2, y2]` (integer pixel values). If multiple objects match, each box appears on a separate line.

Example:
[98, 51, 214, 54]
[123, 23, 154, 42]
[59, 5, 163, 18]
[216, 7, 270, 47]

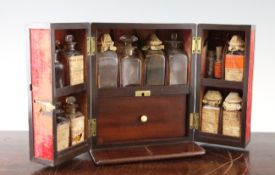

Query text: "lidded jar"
[143, 34, 166, 86]
[166, 33, 188, 85]
[97, 33, 118, 88]
[120, 35, 142, 87]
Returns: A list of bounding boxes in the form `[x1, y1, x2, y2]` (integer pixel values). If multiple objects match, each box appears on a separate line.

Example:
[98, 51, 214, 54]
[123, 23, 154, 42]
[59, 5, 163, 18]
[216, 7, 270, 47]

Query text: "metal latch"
[34, 100, 55, 113]
[189, 113, 199, 130]
[89, 119, 97, 137]
[87, 36, 96, 56]
[192, 37, 202, 54]
[135, 90, 151, 97]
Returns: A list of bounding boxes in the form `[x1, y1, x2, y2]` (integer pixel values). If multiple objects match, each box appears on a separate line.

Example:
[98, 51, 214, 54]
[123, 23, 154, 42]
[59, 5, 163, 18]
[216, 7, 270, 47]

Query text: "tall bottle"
[97, 33, 118, 88]
[214, 46, 223, 79]
[54, 41, 65, 88]
[63, 35, 84, 86]
[206, 50, 215, 78]
[120, 35, 142, 87]
[166, 33, 188, 85]
[143, 34, 166, 86]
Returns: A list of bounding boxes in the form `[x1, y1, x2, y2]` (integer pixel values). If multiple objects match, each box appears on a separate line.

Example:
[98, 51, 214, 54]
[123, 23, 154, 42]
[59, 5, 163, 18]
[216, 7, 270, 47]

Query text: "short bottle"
[97, 33, 118, 88]
[64, 96, 85, 146]
[63, 35, 84, 86]
[54, 41, 65, 88]
[120, 35, 142, 87]
[143, 34, 166, 86]
[166, 33, 188, 85]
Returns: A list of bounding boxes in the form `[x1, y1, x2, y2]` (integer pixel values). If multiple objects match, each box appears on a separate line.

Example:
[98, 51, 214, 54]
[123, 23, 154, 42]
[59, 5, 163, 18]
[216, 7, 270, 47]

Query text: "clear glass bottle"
[54, 41, 65, 88]
[166, 33, 188, 85]
[97, 33, 118, 88]
[63, 35, 84, 86]
[143, 34, 165, 86]
[120, 35, 142, 87]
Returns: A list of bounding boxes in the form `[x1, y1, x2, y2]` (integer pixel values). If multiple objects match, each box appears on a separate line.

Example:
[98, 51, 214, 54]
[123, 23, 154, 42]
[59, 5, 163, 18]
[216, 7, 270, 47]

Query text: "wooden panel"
[96, 95, 187, 145]
[30, 29, 53, 160]
[91, 141, 205, 165]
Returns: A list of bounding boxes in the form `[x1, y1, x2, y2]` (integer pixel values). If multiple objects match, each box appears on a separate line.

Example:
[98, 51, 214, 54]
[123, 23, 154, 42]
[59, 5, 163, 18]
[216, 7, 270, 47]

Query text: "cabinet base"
[90, 141, 205, 165]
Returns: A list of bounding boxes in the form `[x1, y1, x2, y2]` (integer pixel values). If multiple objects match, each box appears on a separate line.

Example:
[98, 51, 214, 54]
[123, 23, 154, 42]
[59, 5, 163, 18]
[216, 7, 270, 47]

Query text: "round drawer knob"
[140, 115, 148, 123]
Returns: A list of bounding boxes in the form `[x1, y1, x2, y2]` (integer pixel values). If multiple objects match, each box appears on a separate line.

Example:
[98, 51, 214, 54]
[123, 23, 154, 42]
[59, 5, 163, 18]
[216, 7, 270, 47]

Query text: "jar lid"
[202, 90, 222, 106]
[99, 33, 117, 52]
[228, 35, 245, 52]
[224, 92, 242, 104]
[142, 33, 164, 51]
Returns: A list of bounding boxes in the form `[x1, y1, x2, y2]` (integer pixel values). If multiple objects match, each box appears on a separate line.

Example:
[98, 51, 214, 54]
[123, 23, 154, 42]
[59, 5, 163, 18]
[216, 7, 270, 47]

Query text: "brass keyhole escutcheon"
[140, 115, 148, 123]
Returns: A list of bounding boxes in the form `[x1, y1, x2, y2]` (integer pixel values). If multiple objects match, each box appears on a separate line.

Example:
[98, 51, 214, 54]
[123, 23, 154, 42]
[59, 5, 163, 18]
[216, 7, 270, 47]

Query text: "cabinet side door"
[29, 28, 54, 164]
[245, 27, 255, 145]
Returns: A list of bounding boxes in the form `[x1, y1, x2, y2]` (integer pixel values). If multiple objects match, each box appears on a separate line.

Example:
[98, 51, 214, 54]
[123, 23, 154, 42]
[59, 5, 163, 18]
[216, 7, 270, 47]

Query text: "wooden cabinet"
[28, 23, 255, 166]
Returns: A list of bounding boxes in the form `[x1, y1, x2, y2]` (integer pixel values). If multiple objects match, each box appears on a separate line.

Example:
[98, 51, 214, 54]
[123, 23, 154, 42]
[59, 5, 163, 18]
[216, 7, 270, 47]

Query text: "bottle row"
[97, 33, 189, 88]
[54, 32, 190, 89]
[56, 96, 85, 151]
[201, 90, 242, 138]
[205, 35, 245, 82]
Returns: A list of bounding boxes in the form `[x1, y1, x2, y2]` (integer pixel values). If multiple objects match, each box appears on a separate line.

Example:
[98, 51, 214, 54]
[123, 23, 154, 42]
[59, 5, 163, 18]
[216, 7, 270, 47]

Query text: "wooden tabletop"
[0, 132, 274, 175]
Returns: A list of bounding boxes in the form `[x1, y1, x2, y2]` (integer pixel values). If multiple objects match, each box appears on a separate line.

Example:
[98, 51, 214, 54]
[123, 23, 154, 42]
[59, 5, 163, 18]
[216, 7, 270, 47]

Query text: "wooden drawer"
[95, 95, 187, 145]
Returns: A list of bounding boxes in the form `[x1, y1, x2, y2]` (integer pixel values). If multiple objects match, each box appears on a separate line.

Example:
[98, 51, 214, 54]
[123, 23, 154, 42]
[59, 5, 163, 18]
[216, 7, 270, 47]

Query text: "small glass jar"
[120, 35, 142, 87]
[143, 34, 165, 86]
[166, 33, 188, 85]
[63, 35, 84, 86]
[54, 41, 65, 88]
[97, 33, 118, 88]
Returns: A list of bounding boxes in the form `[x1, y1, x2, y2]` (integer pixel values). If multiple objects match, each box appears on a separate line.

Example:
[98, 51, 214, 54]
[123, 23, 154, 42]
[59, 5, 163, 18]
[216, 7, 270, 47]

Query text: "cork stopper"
[99, 33, 117, 53]
[120, 35, 138, 56]
[142, 33, 164, 51]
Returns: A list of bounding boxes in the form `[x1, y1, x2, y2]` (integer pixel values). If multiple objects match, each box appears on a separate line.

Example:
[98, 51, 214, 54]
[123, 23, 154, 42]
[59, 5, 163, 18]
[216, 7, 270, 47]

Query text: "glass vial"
[63, 35, 84, 86]
[54, 41, 65, 88]
[143, 34, 165, 86]
[120, 35, 142, 87]
[166, 33, 188, 85]
[214, 46, 222, 79]
[206, 50, 215, 78]
[97, 33, 118, 88]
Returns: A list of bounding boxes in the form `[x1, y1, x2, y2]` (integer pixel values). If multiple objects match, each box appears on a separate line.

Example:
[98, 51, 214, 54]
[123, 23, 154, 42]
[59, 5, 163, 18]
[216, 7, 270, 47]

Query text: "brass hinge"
[89, 119, 97, 137]
[192, 37, 202, 54]
[87, 36, 96, 56]
[189, 113, 199, 130]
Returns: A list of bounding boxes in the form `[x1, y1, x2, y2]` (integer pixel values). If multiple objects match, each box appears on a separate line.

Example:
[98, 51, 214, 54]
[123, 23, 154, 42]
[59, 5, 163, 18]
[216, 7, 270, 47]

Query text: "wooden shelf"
[55, 83, 87, 97]
[202, 78, 243, 90]
[97, 84, 190, 98]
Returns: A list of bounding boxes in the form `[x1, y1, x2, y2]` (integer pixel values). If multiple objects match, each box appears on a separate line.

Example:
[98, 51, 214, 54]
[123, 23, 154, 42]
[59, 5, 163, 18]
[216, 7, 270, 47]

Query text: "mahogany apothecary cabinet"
[28, 23, 255, 166]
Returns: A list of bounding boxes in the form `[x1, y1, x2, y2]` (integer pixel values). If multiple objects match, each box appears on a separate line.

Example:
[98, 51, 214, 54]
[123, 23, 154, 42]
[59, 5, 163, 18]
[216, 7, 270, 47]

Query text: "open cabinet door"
[194, 24, 255, 148]
[88, 23, 205, 165]
[29, 23, 91, 166]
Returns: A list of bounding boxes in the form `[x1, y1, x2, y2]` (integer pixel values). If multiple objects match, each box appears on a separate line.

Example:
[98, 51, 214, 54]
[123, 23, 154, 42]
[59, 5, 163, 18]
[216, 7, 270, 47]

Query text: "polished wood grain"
[96, 95, 187, 145]
[1, 132, 274, 175]
[91, 141, 205, 165]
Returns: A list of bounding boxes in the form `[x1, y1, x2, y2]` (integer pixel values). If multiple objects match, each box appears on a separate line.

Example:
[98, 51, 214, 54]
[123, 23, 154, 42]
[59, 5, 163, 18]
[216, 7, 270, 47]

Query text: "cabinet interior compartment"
[54, 29, 87, 87]
[95, 28, 193, 89]
[55, 91, 88, 153]
[200, 29, 246, 80]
